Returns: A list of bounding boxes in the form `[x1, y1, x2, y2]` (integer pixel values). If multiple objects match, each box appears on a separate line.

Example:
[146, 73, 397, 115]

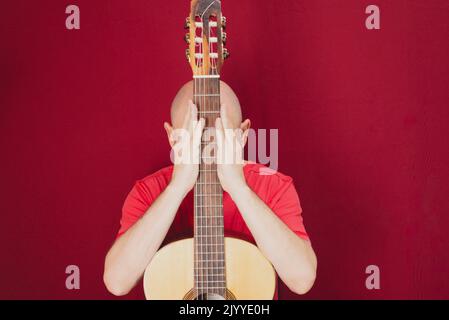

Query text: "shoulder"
[243, 162, 297, 202]
[244, 162, 293, 185]
[138, 165, 173, 183]
[134, 165, 174, 196]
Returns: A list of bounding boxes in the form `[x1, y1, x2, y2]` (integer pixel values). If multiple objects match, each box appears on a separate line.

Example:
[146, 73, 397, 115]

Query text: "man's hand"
[165, 100, 205, 196]
[215, 105, 249, 194]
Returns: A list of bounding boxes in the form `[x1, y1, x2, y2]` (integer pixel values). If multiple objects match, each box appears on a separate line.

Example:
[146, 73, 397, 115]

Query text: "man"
[103, 81, 317, 297]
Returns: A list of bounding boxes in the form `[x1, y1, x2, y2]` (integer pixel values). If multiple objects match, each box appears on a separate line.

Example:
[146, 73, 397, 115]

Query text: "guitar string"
[213, 17, 225, 298]
[212, 20, 223, 298]
[210, 24, 217, 298]
[212, 35, 222, 297]
[209, 19, 215, 298]
[194, 15, 226, 299]
[202, 34, 208, 299]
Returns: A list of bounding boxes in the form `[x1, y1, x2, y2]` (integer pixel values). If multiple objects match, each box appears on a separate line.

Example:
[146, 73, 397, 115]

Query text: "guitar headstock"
[184, 0, 229, 76]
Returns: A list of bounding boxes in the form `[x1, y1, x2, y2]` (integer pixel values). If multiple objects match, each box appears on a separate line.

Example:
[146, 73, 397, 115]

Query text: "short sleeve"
[269, 180, 310, 241]
[117, 181, 155, 238]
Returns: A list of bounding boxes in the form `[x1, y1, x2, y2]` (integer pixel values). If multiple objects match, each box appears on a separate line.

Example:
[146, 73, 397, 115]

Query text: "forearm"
[229, 185, 317, 295]
[103, 183, 187, 296]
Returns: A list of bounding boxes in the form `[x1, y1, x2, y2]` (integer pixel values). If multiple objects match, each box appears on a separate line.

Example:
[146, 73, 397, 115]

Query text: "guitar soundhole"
[195, 293, 225, 300]
[184, 289, 236, 300]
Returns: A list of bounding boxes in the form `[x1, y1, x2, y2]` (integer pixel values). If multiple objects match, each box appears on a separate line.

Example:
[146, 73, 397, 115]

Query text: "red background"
[1, 0, 449, 299]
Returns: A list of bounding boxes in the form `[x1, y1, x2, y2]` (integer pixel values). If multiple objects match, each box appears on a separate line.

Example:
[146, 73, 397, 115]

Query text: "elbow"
[289, 271, 316, 295]
[287, 268, 316, 295]
[103, 263, 131, 297]
[286, 259, 317, 295]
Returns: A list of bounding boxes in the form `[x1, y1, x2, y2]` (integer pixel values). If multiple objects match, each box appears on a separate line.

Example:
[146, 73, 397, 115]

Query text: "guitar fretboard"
[193, 75, 226, 298]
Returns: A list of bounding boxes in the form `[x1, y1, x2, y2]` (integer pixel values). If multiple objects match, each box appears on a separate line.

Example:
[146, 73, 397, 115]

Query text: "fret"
[195, 251, 224, 254]
[197, 234, 223, 239]
[195, 236, 224, 239]
[201, 156, 218, 159]
[195, 248, 224, 250]
[193, 75, 220, 79]
[195, 259, 225, 262]
[194, 94, 220, 97]
[195, 226, 224, 229]
[195, 232, 224, 235]
[195, 204, 223, 208]
[195, 194, 222, 197]
[198, 111, 220, 114]
[195, 279, 225, 282]
[196, 182, 221, 185]
[195, 222, 224, 224]
[194, 243, 224, 247]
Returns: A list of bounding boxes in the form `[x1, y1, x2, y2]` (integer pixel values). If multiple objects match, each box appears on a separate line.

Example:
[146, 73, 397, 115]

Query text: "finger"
[193, 118, 205, 153]
[240, 119, 251, 131]
[235, 129, 249, 153]
[220, 104, 231, 130]
[215, 117, 224, 142]
[194, 117, 205, 144]
[181, 100, 195, 130]
[192, 118, 205, 164]
[215, 117, 224, 163]
[242, 128, 250, 145]
[164, 122, 178, 143]
[190, 100, 200, 134]
[190, 100, 198, 121]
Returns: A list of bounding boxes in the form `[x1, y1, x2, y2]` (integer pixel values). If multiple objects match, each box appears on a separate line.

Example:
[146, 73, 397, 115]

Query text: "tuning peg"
[184, 33, 190, 44]
[184, 17, 191, 29]
[221, 31, 227, 44]
[221, 16, 227, 29]
[223, 48, 230, 60]
[185, 49, 191, 62]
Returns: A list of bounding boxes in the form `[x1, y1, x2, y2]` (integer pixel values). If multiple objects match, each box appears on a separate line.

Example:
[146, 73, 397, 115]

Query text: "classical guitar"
[143, 0, 276, 300]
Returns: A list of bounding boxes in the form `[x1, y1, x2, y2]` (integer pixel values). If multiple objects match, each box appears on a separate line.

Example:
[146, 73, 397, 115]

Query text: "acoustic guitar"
[143, 0, 276, 300]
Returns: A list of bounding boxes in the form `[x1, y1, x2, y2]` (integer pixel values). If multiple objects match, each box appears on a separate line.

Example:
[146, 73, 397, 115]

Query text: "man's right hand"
[164, 100, 205, 196]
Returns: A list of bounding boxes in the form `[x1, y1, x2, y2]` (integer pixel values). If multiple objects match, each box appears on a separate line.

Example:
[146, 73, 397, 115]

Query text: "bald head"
[170, 81, 242, 129]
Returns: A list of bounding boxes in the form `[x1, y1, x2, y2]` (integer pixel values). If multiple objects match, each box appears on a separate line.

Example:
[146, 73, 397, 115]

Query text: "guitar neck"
[193, 75, 226, 298]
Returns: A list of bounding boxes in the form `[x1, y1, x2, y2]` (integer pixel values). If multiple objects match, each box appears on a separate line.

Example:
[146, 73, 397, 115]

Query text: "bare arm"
[215, 107, 317, 295]
[103, 102, 204, 296]
[103, 183, 188, 296]
[228, 185, 317, 295]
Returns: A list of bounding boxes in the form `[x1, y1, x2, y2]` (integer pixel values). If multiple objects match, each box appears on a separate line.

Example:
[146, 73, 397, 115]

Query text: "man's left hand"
[215, 106, 249, 195]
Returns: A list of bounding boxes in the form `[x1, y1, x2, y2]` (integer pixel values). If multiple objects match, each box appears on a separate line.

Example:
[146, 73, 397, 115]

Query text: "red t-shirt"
[118, 162, 309, 299]
[118, 162, 309, 243]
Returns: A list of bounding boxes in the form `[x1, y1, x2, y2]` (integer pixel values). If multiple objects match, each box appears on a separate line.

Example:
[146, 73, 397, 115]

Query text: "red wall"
[1, 0, 449, 299]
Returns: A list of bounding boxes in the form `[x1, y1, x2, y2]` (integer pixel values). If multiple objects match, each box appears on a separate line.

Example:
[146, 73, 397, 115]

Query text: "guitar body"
[143, 237, 276, 300]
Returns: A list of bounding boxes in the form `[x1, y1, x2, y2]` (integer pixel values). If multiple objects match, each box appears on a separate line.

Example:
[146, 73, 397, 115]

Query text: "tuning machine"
[184, 17, 191, 29]
[221, 16, 227, 29]
[184, 33, 190, 44]
[223, 48, 230, 60]
[185, 49, 191, 62]
[221, 31, 227, 45]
